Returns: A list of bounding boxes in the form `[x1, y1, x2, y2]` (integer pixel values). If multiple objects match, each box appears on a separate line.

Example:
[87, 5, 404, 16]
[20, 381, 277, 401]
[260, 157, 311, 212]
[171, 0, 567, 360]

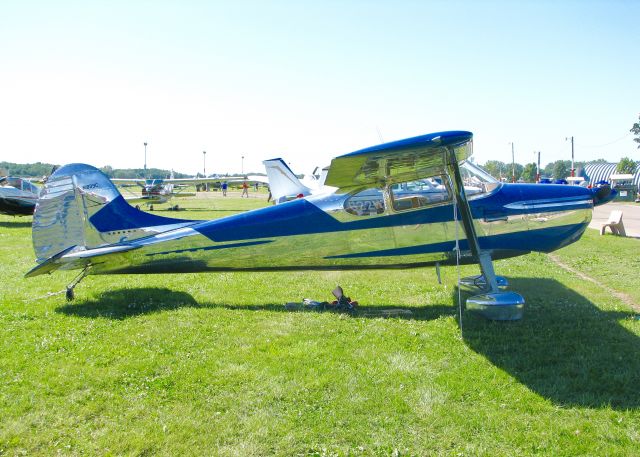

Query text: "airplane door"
[388, 178, 453, 265]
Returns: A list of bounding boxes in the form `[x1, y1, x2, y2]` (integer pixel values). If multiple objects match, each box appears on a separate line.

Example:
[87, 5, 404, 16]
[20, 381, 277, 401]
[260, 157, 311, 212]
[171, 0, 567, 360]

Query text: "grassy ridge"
[1, 197, 639, 456]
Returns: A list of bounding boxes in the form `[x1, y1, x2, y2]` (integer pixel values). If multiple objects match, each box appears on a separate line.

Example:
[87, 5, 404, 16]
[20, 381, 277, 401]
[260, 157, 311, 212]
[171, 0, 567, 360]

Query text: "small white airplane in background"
[263, 159, 335, 203]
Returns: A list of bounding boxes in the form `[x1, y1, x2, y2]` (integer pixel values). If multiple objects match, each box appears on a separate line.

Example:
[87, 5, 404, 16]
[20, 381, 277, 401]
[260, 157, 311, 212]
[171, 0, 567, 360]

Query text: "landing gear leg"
[446, 147, 524, 320]
[65, 266, 90, 302]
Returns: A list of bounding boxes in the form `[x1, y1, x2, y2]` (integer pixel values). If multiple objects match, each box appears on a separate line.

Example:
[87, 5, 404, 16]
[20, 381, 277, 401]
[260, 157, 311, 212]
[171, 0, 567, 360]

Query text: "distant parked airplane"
[263, 158, 334, 203]
[112, 174, 266, 210]
[0, 176, 40, 215]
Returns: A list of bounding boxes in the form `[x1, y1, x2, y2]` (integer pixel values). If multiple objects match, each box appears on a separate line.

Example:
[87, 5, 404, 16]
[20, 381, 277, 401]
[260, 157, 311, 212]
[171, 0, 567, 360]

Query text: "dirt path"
[548, 253, 639, 312]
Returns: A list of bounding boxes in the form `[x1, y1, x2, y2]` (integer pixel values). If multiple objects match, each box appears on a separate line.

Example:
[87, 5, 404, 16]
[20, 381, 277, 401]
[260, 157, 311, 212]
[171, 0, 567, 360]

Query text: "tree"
[483, 160, 507, 180]
[100, 165, 114, 177]
[0, 161, 58, 177]
[617, 157, 638, 174]
[552, 160, 571, 180]
[631, 114, 640, 149]
[521, 163, 538, 182]
[513, 163, 524, 182]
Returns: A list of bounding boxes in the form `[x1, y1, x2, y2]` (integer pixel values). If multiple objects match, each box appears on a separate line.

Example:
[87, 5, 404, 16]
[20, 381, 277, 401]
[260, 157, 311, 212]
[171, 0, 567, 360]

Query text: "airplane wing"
[324, 130, 499, 289]
[110, 177, 248, 186]
[111, 178, 146, 187]
[162, 176, 242, 185]
[324, 131, 473, 189]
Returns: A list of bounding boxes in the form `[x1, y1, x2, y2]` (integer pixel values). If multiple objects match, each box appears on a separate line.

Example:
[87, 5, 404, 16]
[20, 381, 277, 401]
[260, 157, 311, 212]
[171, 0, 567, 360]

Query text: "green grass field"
[1, 195, 639, 456]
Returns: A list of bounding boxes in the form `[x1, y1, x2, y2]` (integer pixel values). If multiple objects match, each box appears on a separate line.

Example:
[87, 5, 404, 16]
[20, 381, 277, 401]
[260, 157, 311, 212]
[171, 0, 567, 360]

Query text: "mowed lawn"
[1, 195, 639, 456]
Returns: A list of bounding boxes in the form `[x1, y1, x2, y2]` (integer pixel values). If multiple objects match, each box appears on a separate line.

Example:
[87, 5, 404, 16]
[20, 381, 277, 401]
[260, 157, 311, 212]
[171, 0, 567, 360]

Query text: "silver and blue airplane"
[25, 131, 614, 319]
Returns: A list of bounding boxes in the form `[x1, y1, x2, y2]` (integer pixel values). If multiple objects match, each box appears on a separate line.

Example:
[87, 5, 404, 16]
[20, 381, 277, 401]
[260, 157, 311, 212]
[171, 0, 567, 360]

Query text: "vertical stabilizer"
[32, 164, 194, 263]
[263, 158, 311, 203]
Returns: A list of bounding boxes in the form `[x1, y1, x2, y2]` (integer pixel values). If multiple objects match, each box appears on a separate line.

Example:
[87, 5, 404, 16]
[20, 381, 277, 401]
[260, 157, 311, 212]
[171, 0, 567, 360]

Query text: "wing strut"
[445, 147, 525, 320]
[445, 148, 499, 292]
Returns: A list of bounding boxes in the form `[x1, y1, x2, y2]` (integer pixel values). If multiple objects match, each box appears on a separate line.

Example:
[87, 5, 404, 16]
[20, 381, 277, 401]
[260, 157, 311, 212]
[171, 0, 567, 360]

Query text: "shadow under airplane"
[460, 277, 640, 409]
[56, 278, 640, 409]
[0, 220, 33, 228]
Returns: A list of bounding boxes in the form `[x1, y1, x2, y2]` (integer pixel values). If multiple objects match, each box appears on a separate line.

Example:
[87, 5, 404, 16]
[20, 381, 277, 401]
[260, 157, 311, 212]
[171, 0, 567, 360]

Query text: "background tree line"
[2, 162, 199, 179]
[481, 157, 638, 182]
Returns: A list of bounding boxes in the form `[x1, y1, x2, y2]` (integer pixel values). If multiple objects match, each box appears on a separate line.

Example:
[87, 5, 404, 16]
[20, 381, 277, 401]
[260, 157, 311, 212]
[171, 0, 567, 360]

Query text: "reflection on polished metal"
[25, 130, 606, 320]
[459, 274, 509, 290]
[466, 291, 525, 321]
[0, 176, 40, 215]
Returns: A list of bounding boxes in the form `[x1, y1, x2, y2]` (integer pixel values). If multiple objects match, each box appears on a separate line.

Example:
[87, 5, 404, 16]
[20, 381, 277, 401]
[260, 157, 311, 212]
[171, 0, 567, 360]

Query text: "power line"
[577, 133, 631, 149]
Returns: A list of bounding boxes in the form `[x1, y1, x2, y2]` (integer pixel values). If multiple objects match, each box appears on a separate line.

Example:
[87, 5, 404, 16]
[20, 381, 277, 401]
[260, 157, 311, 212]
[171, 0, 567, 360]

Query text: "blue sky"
[1, 1, 638, 175]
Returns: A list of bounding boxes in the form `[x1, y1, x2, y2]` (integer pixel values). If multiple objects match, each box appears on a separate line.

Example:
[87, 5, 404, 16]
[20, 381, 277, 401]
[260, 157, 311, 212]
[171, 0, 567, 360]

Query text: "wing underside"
[324, 131, 473, 190]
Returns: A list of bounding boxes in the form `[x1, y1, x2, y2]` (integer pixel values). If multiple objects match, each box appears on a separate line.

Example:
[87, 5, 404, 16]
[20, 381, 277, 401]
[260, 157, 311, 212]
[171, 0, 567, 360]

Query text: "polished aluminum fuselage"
[84, 183, 592, 275]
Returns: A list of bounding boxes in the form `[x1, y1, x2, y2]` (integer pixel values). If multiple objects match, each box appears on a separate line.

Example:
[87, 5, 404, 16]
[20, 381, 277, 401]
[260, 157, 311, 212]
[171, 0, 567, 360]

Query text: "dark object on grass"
[284, 285, 358, 312]
[330, 285, 358, 311]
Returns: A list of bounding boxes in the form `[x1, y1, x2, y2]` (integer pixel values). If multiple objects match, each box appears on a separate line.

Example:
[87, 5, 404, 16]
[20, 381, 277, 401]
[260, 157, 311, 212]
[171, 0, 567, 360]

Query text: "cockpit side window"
[344, 188, 385, 216]
[390, 175, 452, 212]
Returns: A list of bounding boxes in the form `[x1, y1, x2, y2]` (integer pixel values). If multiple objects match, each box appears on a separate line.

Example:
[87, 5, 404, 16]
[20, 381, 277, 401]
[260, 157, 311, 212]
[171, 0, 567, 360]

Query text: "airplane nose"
[591, 185, 617, 206]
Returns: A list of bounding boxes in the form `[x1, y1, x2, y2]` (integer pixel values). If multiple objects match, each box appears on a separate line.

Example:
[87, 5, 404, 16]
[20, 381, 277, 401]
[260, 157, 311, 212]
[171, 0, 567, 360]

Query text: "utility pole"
[241, 155, 245, 175]
[203, 150, 207, 191]
[144, 142, 148, 175]
[536, 151, 541, 183]
[510, 142, 516, 183]
[203, 150, 206, 177]
[566, 136, 575, 177]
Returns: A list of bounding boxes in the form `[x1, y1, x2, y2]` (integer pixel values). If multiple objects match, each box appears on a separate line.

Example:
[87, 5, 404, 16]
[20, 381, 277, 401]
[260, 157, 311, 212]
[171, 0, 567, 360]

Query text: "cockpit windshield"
[3, 178, 39, 194]
[459, 161, 501, 198]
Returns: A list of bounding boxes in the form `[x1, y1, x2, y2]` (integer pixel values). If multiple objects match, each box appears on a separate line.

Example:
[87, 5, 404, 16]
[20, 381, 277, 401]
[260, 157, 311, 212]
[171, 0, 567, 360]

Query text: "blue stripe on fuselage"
[88, 184, 592, 243]
[146, 240, 273, 257]
[193, 198, 456, 242]
[191, 184, 592, 243]
[90, 195, 196, 231]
